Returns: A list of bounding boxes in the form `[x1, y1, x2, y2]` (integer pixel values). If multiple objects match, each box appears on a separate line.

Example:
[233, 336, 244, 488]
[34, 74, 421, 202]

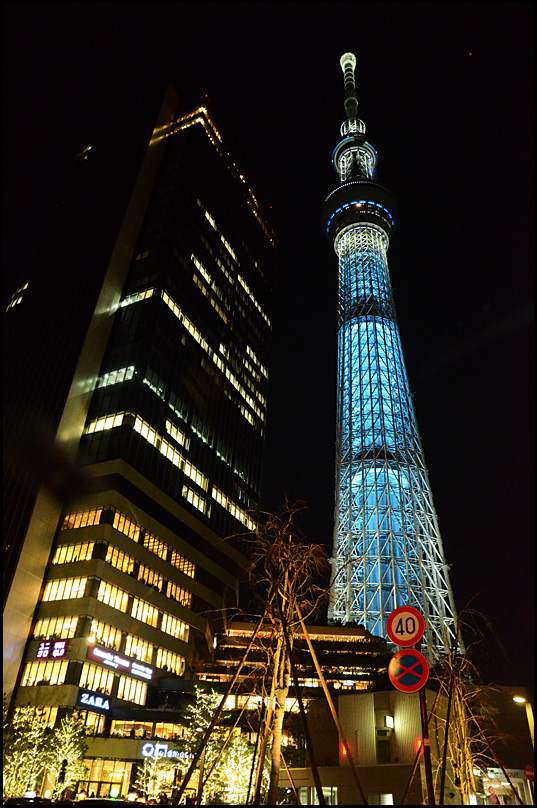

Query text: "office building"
[3, 86, 274, 798]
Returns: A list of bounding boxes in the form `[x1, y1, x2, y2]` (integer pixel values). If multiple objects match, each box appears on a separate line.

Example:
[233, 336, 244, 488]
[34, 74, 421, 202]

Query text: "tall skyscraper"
[322, 54, 458, 657]
[3, 87, 274, 795]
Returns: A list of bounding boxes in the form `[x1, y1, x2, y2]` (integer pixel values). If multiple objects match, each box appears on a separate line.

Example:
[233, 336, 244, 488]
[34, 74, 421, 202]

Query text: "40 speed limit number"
[386, 606, 425, 647]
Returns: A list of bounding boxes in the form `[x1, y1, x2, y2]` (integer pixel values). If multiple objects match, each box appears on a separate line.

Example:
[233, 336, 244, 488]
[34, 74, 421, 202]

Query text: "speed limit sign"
[386, 606, 425, 647]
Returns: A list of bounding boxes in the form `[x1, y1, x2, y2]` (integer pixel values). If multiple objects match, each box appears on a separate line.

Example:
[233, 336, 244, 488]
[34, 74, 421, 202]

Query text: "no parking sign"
[388, 648, 429, 693]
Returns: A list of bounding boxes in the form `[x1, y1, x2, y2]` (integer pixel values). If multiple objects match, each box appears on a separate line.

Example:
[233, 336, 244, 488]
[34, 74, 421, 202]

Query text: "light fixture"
[385, 714, 394, 729]
[513, 696, 526, 704]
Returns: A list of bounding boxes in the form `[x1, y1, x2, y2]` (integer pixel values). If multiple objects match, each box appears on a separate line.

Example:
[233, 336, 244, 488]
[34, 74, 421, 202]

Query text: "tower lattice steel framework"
[322, 54, 459, 658]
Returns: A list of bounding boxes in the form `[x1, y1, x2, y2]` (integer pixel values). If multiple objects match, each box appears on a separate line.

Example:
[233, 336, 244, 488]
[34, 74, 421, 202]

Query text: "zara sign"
[77, 689, 111, 712]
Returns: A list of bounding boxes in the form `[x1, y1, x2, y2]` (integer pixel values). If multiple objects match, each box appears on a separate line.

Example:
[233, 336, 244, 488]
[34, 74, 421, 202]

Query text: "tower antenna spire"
[340, 52, 358, 119]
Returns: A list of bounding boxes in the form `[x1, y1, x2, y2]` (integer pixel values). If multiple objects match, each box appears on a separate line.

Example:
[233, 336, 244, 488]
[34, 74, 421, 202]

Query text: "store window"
[300, 786, 339, 805]
[111, 720, 153, 738]
[80, 759, 133, 799]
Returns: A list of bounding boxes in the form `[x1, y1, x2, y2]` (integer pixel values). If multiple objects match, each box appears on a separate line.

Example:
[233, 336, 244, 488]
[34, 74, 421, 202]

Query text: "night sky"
[4, 4, 533, 695]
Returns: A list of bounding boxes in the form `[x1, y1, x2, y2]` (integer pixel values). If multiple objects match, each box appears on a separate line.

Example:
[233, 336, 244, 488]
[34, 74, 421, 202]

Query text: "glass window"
[160, 613, 189, 641]
[105, 544, 135, 574]
[89, 619, 122, 650]
[62, 508, 103, 530]
[117, 675, 147, 706]
[97, 581, 129, 613]
[155, 647, 186, 676]
[21, 660, 69, 687]
[81, 759, 133, 799]
[80, 711, 106, 735]
[131, 598, 159, 628]
[124, 635, 154, 664]
[13, 705, 58, 728]
[143, 531, 168, 560]
[154, 722, 185, 740]
[34, 616, 78, 640]
[138, 564, 164, 592]
[111, 720, 153, 738]
[79, 662, 114, 695]
[43, 577, 88, 601]
[113, 511, 141, 542]
[166, 580, 192, 607]
[52, 542, 94, 564]
[170, 551, 196, 578]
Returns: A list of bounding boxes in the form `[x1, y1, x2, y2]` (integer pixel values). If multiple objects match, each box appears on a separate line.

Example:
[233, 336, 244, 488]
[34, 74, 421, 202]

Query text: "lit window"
[113, 511, 141, 542]
[117, 675, 147, 706]
[131, 598, 159, 628]
[160, 613, 189, 642]
[52, 542, 94, 564]
[97, 581, 129, 613]
[34, 616, 78, 640]
[124, 635, 154, 664]
[89, 619, 122, 650]
[97, 365, 135, 388]
[155, 648, 186, 676]
[21, 660, 69, 687]
[211, 486, 256, 530]
[43, 577, 88, 602]
[105, 545, 135, 574]
[80, 662, 114, 694]
[62, 508, 102, 530]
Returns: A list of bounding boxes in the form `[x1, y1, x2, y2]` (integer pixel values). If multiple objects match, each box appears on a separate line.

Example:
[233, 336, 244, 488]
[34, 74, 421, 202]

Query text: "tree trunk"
[267, 635, 291, 805]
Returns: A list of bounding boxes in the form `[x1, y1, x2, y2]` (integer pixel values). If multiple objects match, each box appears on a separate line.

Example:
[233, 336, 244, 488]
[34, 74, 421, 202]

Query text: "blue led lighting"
[326, 201, 395, 234]
[329, 222, 458, 657]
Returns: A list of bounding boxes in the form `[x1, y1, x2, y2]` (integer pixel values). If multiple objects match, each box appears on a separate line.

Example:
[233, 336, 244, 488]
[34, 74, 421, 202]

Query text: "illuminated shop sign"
[141, 742, 193, 760]
[87, 645, 155, 681]
[78, 689, 110, 711]
[36, 640, 68, 659]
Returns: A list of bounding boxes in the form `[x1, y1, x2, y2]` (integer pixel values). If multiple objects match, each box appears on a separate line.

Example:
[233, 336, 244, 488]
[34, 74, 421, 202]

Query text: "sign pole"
[416, 639, 435, 806]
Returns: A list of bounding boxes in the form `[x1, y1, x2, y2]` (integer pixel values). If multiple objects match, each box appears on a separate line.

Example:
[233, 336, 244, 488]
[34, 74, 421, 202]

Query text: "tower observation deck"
[322, 53, 459, 658]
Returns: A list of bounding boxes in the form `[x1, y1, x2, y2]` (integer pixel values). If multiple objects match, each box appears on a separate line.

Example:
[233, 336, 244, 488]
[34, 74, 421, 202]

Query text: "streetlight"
[513, 696, 534, 750]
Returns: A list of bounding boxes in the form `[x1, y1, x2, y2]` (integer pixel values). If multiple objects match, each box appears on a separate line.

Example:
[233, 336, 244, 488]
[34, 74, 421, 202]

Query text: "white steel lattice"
[328, 223, 458, 659]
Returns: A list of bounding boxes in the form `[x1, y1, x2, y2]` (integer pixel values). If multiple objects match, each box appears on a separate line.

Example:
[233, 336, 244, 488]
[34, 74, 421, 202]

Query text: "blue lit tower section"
[322, 54, 458, 657]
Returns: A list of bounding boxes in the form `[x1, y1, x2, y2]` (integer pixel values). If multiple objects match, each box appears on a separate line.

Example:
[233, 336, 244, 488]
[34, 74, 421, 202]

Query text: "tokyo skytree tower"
[322, 53, 459, 657]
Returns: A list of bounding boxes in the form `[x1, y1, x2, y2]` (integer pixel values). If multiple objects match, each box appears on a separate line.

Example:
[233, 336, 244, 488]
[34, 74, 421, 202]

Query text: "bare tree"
[428, 610, 525, 806]
[246, 500, 329, 805]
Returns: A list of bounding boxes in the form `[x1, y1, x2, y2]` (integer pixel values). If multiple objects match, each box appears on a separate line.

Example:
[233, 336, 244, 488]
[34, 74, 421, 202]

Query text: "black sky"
[4, 3, 533, 695]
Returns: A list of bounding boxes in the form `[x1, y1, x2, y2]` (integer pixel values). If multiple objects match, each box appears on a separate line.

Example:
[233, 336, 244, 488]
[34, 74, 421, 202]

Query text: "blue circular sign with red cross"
[388, 648, 429, 693]
[386, 606, 425, 647]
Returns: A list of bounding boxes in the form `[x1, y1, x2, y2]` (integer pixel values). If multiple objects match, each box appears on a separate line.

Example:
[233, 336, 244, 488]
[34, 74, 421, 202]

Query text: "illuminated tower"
[322, 54, 458, 657]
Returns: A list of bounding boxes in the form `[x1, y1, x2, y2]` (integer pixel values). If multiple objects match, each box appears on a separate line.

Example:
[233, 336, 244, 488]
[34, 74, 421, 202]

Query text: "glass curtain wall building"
[4, 86, 274, 796]
[322, 55, 458, 657]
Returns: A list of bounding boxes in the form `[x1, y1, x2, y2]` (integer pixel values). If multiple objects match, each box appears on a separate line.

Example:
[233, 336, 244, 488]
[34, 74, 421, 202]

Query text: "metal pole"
[419, 686, 436, 805]
[438, 667, 455, 805]
[416, 638, 435, 805]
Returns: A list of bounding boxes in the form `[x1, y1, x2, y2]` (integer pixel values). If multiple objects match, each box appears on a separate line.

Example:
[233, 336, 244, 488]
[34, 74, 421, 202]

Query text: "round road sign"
[388, 648, 429, 693]
[386, 606, 425, 647]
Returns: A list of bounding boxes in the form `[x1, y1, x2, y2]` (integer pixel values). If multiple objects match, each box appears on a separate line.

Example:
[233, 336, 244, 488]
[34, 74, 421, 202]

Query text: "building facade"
[322, 54, 459, 657]
[3, 88, 274, 799]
